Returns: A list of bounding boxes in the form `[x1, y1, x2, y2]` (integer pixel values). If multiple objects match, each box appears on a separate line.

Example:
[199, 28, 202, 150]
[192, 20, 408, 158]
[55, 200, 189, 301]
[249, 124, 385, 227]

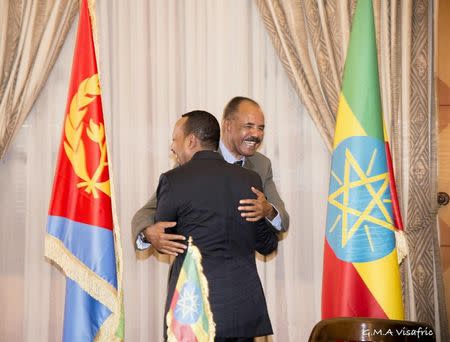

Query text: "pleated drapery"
[0, 0, 78, 159]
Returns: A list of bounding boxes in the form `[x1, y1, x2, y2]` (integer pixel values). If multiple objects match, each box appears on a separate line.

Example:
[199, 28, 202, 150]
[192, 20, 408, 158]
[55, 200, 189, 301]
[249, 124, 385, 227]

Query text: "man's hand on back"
[143, 221, 187, 256]
[238, 187, 277, 222]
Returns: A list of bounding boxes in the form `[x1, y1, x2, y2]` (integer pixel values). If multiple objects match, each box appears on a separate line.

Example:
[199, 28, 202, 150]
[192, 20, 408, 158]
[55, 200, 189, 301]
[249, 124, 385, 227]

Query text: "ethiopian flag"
[44, 0, 123, 340]
[322, 0, 404, 320]
[166, 237, 215, 342]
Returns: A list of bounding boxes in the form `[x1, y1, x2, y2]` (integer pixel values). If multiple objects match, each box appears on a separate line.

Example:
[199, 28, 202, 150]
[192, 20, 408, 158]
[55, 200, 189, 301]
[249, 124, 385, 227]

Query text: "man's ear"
[186, 133, 197, 149]
[223, 119, 231, 133]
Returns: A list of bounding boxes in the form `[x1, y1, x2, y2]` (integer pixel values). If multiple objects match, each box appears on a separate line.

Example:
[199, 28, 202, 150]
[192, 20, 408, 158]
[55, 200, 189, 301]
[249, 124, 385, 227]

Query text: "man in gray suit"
[132, 96, 289, 254]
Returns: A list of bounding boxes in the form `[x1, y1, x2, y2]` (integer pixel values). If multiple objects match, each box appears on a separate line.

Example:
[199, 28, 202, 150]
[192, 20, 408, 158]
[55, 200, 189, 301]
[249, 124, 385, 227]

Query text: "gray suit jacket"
[131, 149, 289, 247]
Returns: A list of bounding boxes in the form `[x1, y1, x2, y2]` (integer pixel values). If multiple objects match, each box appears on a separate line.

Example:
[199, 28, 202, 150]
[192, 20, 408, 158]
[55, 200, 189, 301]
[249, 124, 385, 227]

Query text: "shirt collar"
[219, 140, 245, 166]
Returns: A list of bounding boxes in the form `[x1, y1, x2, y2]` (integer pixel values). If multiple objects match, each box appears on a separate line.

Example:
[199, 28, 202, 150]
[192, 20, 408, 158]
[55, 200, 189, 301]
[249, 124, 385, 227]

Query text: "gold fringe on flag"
[188, 237, 216, 341]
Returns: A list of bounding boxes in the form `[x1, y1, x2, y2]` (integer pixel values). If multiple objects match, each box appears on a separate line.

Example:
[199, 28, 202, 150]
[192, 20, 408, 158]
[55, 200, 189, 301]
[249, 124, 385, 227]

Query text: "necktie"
[234, 160, 243, 167]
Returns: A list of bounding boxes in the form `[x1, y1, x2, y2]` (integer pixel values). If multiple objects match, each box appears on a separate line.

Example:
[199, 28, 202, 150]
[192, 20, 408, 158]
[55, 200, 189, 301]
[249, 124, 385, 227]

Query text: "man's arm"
[255, 220, 278, 255]
[239, 158, 289, 231]
[131, 189, 186, 254]
[261, 160, 289, 231]
[131, 192, 157, 243]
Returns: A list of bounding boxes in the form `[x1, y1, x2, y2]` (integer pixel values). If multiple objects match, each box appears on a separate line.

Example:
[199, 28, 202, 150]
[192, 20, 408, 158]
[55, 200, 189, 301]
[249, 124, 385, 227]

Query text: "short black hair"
[181, 110, 220, 150]
[223, 96, 260, 120]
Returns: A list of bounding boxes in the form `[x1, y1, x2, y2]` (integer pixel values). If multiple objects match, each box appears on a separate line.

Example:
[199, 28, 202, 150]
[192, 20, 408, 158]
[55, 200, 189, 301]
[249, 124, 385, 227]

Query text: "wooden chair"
[308, 317, 436, 342]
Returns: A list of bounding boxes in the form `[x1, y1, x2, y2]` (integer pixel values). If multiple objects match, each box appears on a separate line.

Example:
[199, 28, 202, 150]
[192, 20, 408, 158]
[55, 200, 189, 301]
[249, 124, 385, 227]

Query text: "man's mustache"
[244, 136, 261, 144]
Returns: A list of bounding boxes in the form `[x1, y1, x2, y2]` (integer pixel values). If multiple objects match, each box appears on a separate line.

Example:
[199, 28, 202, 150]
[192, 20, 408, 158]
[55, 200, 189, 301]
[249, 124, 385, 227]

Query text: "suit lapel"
[243, 156, 255, 171]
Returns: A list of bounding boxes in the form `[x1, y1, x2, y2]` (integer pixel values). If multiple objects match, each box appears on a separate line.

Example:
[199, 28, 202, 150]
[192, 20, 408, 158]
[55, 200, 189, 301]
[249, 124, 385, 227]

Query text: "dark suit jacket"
[131, 145, 289, 248]
[155, 150, 277, 338]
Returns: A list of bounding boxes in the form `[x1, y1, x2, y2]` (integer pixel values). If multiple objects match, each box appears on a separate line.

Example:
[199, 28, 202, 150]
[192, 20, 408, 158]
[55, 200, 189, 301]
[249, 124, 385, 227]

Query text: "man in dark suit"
[132, 97, 289, 254]
[157, 110, 277, 341]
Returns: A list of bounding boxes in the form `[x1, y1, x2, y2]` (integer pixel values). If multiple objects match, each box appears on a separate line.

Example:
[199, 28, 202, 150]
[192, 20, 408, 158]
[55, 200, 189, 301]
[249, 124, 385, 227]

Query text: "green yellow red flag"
[322, 0, 404, 320]
[166, 237, 215, 341]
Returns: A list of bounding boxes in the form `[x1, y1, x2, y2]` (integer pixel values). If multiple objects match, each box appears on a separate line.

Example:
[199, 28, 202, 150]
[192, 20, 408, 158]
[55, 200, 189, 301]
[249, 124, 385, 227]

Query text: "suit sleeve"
[255, 220, 278, 255]
[131, 191, 157, 248]
[262, 159, 290, 232]
[155, 174, 177, 231]
[252, 173, 278, 255]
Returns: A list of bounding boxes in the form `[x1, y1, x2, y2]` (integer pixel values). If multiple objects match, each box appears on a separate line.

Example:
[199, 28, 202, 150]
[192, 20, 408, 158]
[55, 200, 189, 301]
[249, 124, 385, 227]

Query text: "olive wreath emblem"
[63, 74, 110, 198]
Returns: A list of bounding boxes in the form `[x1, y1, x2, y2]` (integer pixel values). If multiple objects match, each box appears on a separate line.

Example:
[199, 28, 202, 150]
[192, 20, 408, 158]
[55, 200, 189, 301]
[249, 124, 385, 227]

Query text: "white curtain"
[0, 1, 330, 341]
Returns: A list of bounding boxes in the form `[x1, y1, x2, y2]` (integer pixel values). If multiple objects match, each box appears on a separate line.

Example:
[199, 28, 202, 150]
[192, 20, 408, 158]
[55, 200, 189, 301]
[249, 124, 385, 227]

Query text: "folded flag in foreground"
[44, 0, 123, 340]
[322, 0, 404, 320]
[167, 237, 215, 342]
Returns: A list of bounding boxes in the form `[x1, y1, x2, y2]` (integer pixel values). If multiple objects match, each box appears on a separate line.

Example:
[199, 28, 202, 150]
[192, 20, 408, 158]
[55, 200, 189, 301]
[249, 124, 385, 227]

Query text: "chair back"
[308, 317, 436, 342]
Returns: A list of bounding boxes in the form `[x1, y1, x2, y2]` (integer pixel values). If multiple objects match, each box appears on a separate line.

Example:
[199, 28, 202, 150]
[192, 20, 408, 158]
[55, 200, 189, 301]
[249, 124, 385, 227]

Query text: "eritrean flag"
[322, 0, 404, 320]
[44, 0, 123, 341]
[166, 237, 215, 342]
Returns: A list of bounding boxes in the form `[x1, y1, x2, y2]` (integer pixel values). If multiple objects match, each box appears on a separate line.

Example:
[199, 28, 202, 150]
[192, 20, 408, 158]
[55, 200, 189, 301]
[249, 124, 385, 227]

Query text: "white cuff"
[136, 232, 151, 250]
[266, 205, 282, 231]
